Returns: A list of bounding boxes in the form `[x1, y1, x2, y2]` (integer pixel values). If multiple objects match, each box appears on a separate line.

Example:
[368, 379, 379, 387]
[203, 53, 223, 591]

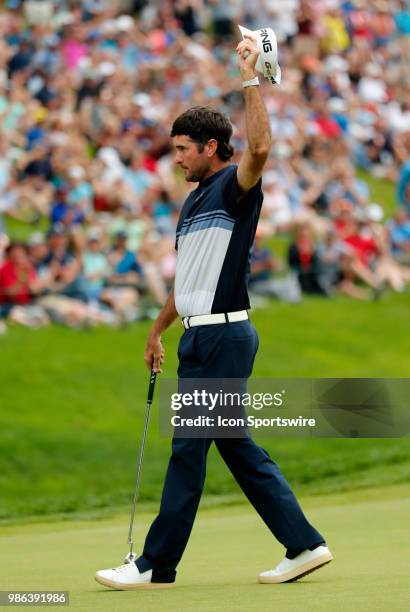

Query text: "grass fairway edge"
[1, 484, 409, 612]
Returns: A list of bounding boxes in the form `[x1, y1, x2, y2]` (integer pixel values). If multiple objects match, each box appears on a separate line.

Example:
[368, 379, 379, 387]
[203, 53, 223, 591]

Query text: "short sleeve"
[222, 167, 263, 219]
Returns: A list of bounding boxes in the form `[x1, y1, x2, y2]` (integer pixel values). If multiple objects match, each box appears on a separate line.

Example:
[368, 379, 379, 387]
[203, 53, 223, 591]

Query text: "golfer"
[96, 35, 333, 589]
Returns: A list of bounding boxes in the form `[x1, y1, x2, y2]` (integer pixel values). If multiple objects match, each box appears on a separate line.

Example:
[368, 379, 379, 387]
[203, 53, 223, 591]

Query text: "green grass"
[1, 485, 409, 611]
[4, 215, 49, 242]
[357, 171, 396, 217]
[1, 293, 409, 522]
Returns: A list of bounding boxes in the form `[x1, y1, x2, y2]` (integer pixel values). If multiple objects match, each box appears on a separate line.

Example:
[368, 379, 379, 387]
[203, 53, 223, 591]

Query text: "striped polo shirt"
[174, 164, 263, 317]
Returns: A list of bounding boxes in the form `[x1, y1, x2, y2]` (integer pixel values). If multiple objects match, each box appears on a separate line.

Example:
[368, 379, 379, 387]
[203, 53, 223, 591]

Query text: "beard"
[183, 160, 211, 183]
[185, 170, 201, 182]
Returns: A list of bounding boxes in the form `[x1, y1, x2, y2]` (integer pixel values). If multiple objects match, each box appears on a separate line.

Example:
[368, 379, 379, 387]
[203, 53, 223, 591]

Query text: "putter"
[124, 366, 157, 564]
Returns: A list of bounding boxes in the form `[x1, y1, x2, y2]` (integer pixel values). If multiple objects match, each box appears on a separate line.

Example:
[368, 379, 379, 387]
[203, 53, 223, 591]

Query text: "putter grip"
[147, 369, 157, 402]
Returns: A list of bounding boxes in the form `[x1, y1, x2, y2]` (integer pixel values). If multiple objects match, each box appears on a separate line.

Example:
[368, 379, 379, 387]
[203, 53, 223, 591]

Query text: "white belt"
[182, 310, 248, 330]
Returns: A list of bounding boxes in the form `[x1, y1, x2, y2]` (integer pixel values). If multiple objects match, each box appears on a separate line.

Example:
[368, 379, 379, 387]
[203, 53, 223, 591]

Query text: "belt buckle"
[182, 316, 190, 330]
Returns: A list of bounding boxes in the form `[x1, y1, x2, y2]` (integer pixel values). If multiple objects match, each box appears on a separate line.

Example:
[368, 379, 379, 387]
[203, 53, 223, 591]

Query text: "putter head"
[124, 551, 137, 564]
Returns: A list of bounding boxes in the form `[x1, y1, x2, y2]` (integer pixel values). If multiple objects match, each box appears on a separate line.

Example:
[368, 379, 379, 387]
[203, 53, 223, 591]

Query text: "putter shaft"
[127, 368, 157, 556]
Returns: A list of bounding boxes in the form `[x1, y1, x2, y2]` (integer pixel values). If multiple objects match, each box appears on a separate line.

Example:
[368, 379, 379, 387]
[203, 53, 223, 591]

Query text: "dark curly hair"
[170, 106, 234, 162]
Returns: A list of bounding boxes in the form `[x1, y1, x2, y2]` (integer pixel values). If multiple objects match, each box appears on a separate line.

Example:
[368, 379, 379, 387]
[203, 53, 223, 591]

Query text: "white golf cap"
[28, 232, 45, 247]
[86, 226, 103, 241]
[238, 25, 281, 86]
[328, 97, 347, 113]
[98, 61, 116, 77]
[367, 203, 384, 222]
[116, 15, 134, 32]
[133, 92, 151, 107]
[97, 146, 121, 165]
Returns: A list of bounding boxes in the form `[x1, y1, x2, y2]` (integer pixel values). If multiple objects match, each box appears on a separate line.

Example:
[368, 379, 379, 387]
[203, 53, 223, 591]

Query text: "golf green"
[1, 484, 408, 611]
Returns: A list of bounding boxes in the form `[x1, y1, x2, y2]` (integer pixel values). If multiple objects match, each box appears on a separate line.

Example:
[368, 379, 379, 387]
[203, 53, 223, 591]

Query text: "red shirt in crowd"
[315, 116, 342, 139]
[343, 234, 378, 266]
[297, 237, 314, 270]
[0, 260, 36, 305]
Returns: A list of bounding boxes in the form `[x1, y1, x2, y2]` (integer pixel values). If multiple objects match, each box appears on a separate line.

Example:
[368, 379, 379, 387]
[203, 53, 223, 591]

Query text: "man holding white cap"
[96, 29, 332, 590]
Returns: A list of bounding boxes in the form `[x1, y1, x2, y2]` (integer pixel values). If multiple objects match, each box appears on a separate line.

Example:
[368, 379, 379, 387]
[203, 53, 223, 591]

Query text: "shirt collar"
[199, 165, 233, 188]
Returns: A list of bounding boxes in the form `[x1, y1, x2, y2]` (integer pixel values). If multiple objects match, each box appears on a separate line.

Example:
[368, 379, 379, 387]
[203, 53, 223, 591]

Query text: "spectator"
[50, 187, 85, 227]
[8, 39, 32, 78]
[82, 227, 110, 301]
[249, 232, 301, 303]
[314, 227, 372, 300]
[44, 224, 88, 301]
[397, 157, 410, 213]
[388, 208, 410, 264]
[107, 230, 143, 286]
[66, 165, 94, 214]
[326, 164, 370, 209]
[91, 147, 127, 212]
[316, 229, 347, 295]
[288, 224, 327, 295]
[0, 241, 48, 326]
[0, 242, 36, 311]
[321, 5, 350, 54]
[27, 231, 52, 293]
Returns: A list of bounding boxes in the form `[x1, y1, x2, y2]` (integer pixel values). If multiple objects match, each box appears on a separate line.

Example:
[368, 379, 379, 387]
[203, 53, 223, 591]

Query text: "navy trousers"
[136, 320, 324, 583]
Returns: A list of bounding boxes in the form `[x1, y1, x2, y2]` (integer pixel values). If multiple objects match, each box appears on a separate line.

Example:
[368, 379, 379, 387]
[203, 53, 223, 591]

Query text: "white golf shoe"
[258, 545, 333, 584]
[95, 562, 173, 590]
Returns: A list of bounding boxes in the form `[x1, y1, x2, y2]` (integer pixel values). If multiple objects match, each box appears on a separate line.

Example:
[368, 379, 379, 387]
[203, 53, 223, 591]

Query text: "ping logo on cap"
[238, 25, 281, 86]
[260, 29, 273, 53]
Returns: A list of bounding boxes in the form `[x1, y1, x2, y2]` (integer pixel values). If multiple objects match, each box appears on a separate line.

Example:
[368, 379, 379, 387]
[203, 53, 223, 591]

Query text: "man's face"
[29, 243, 48, 261]
[173, 135, 212, 183]
[116, 236, 127, 248]
[10, 246, 27, 266]
[48, 234, 68, 252]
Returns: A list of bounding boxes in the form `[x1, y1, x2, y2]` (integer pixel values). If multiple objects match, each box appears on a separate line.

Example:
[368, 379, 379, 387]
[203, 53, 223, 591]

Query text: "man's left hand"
[236, 37, 259, 80]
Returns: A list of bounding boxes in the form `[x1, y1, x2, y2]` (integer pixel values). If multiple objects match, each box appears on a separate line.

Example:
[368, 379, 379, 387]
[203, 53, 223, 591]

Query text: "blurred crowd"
[1, 0, 410, 329]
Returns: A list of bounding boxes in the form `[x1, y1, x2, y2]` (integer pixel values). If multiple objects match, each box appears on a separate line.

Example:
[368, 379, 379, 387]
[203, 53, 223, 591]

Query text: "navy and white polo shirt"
[174, 164, 263, 317]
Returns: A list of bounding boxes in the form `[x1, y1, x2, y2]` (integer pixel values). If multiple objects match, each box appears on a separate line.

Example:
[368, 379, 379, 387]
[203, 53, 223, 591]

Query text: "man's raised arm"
[236, 37, 273, 193]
